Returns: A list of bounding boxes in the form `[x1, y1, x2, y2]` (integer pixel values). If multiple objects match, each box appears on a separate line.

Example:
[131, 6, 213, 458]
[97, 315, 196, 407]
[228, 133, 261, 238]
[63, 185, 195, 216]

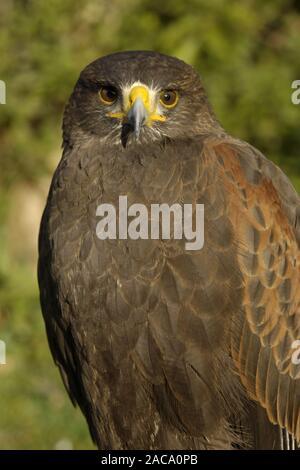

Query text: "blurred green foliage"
[0, 0, 299, 449]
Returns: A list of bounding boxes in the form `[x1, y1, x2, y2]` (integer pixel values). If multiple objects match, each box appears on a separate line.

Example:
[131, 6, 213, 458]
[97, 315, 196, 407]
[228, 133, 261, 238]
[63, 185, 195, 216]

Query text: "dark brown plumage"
[38, 51, 300, 449]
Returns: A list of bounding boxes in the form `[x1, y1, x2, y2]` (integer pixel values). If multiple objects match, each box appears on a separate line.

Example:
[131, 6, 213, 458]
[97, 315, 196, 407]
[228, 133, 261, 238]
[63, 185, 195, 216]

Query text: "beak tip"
[127, 97, 148, 141]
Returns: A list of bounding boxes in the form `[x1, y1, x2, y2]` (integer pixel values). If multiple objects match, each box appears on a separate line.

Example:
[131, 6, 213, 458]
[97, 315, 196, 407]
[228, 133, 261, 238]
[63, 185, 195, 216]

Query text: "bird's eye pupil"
[99, 86, 118, 104]
[107, 89, 116, 99]
[159, 90, 178, 108]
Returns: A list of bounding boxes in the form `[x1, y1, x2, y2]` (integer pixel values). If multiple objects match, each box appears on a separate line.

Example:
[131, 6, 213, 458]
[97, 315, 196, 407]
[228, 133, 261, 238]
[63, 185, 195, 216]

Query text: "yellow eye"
[99, 86, 118, 105]
[159, 90, 179, 108]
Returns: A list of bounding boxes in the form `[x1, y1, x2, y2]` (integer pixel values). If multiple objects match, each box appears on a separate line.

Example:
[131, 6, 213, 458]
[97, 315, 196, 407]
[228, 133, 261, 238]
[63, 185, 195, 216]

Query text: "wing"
[38, 152, 103, 444]
[213, 138, 300, 443]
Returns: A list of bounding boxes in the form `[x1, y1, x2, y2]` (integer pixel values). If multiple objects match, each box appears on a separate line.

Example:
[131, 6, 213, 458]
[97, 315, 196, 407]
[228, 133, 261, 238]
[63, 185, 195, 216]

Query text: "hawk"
[38, 51, 300, 449]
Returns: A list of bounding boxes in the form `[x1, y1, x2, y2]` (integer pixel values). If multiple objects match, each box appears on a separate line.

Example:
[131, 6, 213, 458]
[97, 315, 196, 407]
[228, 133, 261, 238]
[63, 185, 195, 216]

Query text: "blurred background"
[0, 0, 299, 449]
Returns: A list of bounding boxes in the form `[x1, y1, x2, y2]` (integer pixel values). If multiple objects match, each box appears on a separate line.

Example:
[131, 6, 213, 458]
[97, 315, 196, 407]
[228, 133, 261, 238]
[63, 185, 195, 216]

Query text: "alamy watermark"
[95, 196, 204, 250]
[0, 82, 6, 363]
[291, 80, 300, 105]
[0, 340, 6, 365]
[292, 339, 300, 365]
[0, 80, 6, 104]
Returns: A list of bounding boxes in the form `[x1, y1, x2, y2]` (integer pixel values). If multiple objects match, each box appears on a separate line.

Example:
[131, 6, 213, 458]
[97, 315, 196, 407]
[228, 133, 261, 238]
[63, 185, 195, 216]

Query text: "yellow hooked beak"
[107, 85, 166, 138]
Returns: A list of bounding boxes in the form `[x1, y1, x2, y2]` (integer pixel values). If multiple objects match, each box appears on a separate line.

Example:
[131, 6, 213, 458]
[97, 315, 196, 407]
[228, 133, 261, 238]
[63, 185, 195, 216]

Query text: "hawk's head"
[63, 51, 220, 148]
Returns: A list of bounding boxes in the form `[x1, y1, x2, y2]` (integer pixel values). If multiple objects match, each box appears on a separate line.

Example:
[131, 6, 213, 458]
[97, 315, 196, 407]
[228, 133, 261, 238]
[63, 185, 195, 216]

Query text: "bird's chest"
[48, 144, 241, 363]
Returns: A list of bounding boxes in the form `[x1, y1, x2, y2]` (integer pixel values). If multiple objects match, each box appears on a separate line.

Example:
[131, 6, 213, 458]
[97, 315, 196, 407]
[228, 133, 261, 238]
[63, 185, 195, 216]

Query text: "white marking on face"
[121, 80, 160, 114]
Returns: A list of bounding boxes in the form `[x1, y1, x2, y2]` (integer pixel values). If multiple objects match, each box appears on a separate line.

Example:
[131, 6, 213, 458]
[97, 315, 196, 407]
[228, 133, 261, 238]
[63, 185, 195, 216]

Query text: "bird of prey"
[38, 51, 300, 450]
